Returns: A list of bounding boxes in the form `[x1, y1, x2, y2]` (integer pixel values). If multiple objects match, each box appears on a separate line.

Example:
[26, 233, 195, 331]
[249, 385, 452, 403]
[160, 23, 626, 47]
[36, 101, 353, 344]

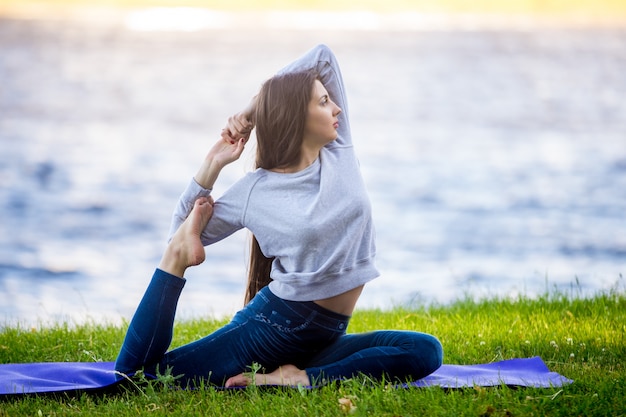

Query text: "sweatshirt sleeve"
[277, 44, 352, 147]
[167, 178, 212, 243]
[167, 178, 245, 246]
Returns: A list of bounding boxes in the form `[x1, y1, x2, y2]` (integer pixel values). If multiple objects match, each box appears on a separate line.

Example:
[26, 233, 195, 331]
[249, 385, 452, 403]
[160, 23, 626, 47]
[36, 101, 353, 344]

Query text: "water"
[1, 13, 625, 327]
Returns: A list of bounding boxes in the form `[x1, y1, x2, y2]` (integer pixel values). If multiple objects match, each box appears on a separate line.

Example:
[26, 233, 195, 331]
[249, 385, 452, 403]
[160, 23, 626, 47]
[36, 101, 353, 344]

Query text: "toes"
[225, 374, 250, 388]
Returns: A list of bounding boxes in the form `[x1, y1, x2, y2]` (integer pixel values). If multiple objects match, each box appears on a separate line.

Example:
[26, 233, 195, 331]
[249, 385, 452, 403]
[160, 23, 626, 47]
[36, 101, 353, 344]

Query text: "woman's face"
[302, 80, 342, 148]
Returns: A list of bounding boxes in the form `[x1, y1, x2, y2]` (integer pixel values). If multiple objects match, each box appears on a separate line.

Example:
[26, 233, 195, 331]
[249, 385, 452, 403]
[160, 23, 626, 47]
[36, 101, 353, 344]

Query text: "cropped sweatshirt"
[168, 44, 379, 301]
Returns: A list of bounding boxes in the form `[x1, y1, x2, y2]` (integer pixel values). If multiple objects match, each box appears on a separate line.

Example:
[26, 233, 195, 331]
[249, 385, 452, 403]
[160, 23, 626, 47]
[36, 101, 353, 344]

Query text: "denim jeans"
[115, 269, 443, 387]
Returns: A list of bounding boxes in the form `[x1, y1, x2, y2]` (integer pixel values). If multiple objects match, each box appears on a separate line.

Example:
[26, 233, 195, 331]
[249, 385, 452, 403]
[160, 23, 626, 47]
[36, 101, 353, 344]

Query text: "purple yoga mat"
[0, 361, 119, 396]
[0, 356, 572, 396]
[408, 356, 573, 388]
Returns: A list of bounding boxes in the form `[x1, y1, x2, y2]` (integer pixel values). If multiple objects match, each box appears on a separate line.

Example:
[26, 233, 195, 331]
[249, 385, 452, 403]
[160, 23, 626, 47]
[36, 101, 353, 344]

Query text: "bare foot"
[225, 364, 310, 388]
[158, 197, 214, 277]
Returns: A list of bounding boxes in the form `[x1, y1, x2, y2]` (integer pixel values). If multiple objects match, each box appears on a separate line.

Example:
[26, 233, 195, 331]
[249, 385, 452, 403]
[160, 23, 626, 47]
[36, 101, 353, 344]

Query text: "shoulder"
[220, 169, 267, 198]
[237, 169, 268, 189]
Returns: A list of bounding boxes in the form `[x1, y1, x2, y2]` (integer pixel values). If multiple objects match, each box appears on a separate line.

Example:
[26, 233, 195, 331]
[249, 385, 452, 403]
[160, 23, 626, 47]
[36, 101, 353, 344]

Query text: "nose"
[333, 103, 342, 116]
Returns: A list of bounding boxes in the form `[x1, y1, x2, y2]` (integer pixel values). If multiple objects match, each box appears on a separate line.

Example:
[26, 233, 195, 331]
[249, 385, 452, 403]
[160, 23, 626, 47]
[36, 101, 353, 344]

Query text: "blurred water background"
[1, 7, 625, 327]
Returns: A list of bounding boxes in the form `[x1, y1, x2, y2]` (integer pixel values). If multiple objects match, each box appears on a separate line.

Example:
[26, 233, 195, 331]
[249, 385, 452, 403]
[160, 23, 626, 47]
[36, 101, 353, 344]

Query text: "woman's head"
[254, 70, 318, 170]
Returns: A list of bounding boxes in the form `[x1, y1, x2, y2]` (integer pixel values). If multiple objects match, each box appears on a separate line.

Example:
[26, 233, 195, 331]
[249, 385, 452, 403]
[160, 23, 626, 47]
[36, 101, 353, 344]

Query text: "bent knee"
[425, 334, 444, 372]
[404, 332, 444, 375]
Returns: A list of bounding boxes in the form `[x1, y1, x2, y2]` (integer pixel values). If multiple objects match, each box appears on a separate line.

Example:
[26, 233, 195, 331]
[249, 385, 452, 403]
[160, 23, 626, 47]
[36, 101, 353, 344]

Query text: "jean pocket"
[254, 308, 314, 334]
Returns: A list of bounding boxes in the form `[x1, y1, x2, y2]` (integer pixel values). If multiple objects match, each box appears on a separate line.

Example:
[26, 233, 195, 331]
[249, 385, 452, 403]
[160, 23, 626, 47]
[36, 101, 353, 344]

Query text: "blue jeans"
[115, 269, 443, 387]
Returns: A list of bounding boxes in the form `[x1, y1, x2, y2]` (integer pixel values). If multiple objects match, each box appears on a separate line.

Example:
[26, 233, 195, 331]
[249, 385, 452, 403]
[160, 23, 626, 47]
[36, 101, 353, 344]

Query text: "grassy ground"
[1, 288, 624, 416]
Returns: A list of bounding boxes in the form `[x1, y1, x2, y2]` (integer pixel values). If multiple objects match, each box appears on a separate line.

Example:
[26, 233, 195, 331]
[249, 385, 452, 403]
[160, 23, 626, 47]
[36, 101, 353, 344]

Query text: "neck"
[271, 146, 321, 174]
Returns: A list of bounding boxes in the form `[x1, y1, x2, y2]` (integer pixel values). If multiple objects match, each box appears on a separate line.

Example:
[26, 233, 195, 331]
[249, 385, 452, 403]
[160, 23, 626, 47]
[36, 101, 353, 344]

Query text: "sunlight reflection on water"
[121, 8, 582, 33]
[125, 8, 232, 32]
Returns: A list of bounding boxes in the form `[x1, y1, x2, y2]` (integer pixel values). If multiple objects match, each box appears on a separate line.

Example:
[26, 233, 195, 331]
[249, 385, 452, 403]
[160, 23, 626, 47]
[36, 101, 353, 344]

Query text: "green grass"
[1, 289, 625, 416]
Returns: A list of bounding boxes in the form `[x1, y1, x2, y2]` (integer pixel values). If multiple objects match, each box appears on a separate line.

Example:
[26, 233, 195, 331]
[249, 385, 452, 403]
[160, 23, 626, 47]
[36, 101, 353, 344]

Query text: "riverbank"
[1, 291, 624, 415]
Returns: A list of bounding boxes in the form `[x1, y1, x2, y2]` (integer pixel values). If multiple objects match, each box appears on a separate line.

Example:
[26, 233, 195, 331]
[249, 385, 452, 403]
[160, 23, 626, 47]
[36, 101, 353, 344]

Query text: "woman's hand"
[221, 112, 253, 144]
[221, 95, 257, 144]
[194, 136, 247, 189]
[207, 135, 247, 168]
[194, 96, 258, 190]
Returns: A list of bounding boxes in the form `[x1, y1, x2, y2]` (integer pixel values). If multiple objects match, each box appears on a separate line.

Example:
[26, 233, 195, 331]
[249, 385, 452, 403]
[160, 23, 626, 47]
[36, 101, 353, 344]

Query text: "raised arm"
[168, 45, 351, 243]
[222, 45, 351, 148]
[220, 95, 257, 145]
[194, 135, 247, 189]
[167, 136, 246, 243]
[277, 44, 352, 146]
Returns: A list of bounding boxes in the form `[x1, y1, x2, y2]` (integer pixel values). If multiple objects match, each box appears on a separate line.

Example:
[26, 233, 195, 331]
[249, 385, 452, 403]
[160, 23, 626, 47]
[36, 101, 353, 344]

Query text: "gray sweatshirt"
[169, 44, 379, 301]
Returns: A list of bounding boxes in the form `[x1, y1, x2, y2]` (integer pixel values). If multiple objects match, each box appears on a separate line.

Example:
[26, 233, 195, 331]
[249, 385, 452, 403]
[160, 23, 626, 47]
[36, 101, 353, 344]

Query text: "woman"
[115, 44, 443, 388]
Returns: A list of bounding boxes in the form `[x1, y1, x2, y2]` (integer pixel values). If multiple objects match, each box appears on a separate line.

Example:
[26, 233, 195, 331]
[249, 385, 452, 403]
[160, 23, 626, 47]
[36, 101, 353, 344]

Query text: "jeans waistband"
[254, 287, 351, 332]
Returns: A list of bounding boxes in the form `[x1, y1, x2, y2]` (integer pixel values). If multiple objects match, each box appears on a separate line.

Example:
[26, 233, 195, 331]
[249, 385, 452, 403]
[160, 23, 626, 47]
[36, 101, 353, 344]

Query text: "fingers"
[231, 115, 252, 134]
[222, 113, 254, 144]
[235, 137, 246, 155]
[220, 130, 249, 156]
[225, 373, 251, 388]
[221, 128, 249, 145]
[194, 196, 215, 208]
[220, 129, 234, 144]
[226, 137, 247, 162]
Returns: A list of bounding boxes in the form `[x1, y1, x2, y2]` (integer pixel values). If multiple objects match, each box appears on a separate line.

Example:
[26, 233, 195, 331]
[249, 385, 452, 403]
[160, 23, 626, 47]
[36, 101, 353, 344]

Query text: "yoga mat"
[0, 357, 572, 396]
[0, 362, 120, 396]
[407, 356, 573, 389]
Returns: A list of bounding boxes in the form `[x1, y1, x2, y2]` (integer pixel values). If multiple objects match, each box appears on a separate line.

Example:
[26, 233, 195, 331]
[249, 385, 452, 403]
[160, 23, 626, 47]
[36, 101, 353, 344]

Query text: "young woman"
[114, 44, 443, 388]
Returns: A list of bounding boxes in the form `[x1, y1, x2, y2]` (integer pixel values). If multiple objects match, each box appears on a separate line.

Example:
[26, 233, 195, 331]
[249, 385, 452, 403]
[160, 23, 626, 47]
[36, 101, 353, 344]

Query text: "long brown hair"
[244, 70, 318, 304]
